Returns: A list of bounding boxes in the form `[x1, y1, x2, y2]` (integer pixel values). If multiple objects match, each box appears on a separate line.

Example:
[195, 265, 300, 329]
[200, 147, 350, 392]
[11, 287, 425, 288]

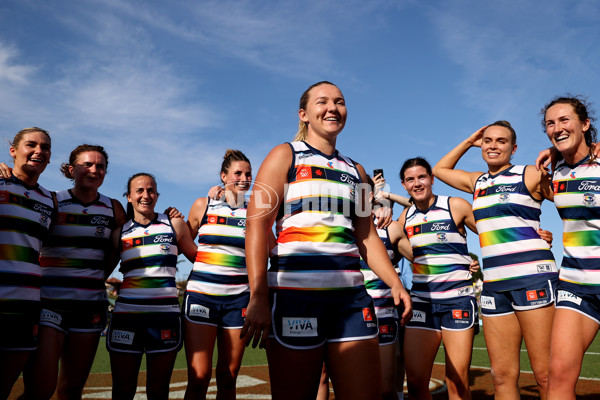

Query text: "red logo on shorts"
[0, 191, 8, 203]
[380, 325, 389, 334]
[452, 310, 463, 319]
[527, 289, 548, 301]
[91, 314, 101, 324]
[242, 308, 247, 317]
[161, 330, 172, 340]
[526, 290, 538, 300]
[363, 308, 373, 321]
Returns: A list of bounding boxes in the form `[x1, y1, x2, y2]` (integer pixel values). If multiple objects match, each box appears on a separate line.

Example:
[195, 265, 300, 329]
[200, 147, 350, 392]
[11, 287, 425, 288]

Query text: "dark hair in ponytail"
[220, 149, 250, 183]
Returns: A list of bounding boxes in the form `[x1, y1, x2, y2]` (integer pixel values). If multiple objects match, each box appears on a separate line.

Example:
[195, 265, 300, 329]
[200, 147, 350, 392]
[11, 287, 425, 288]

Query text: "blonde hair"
[11, 127, 51, 148]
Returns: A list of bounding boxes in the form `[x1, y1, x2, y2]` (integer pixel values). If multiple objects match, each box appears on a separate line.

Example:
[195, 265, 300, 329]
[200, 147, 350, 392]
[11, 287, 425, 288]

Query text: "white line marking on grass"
[473, 347, 600, 356]
[472, 346, 600, 355]
[82, 375, 268, 399]
[435, 362, 600, 382]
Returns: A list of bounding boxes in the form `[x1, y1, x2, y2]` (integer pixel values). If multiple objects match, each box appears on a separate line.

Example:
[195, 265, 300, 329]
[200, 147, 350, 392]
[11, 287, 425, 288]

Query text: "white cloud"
[428, 0, 600, 116]
[0, 43, 35, 84]
[82, 0, 406, 79]
[0, 2, 226, 186]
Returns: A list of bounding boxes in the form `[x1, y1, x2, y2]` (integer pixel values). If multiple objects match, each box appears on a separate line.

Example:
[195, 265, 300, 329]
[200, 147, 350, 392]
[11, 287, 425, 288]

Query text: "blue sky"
[2, 0, 599, 280]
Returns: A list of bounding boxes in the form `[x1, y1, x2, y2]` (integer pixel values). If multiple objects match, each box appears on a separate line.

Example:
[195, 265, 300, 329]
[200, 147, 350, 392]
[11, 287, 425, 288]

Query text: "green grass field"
[436, 330, 600, 379]
[90, 338, 268, 374]
[91, 329, 600, 380]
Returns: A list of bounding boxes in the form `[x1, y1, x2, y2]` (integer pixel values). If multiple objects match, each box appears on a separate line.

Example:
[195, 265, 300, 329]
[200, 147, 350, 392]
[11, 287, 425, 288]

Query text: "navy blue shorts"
[556, 288, 600, 324]
[39, 301, 107, 333]
[107, 312, 182, 354]
[0, 310, 39, 351]
[406, 297, 479, 333]
[183, 291, 249, 329]
[270, 288, 378, 350]
[480, 278, 556, 317]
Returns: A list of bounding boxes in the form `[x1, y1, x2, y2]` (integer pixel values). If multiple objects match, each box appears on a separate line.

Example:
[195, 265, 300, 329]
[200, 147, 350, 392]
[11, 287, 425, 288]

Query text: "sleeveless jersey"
[360, 223, 399, 304]
[0, 175, 54, 313]
[404, 195, 473, 303]
[186, 197, 248, 296]
[269, 141, 363, 291]
[553, 156, 600, 293]
[115, 213, 179, 314]
[39, 190, 115, 305]
[472, 165, 557, 291]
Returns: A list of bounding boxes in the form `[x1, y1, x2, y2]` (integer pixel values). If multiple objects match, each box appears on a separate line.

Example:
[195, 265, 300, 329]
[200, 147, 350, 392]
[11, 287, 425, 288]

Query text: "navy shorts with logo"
[406, 297, 478, 332]
[556, 287, 600, 324]
[0, 309, 40, 351]
[480, 278, 557, 317]
[270, 287, 378, 350]
[372, 297, 401, 345]
[183, 291, 249, 329]
[39, 301, 108, 333]
[106, 312, 182, 354]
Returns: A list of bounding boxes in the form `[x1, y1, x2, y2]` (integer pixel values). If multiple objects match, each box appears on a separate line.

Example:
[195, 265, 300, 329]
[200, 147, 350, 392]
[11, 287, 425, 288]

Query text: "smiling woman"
[106, 173, 197, 400]
[16, 144, 128, 400]
[182, 149, 255, 400]
[396, 157, 479, 400]
[242, 81, 412, 400]
[540, 96, 600, 400]
[433, 122, 558, 399]
[0, 128, 54, 399]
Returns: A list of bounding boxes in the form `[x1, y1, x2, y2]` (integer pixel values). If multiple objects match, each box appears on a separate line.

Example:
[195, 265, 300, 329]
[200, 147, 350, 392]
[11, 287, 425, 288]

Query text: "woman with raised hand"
[15, 145, 126, 400]
[395, 157, 479, 400]
[242, 81, 411, 400]
[433, 121, 558, 399]
[0, 128, 54, 399]
[539, 97, 600, 400]
[106, 173, 197, 400]
[183, 149, 254, 400]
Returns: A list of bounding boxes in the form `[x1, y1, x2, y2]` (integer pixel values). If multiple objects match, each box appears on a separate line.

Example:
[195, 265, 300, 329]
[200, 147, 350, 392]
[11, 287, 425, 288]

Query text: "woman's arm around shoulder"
[449, 196, 477, 234]
[172, 217, 197, 263]
[524, 165, 554, 202]
[112, 198, 127, 229]
[104, 199, 127, 278]
[187, 197, 209, 241]
[376, 190, 411, 208]
[105, 222, 122, 279]
[387, 212, 414, 262]
[432, 126, 487, 193]
[242, 143, 292, 348]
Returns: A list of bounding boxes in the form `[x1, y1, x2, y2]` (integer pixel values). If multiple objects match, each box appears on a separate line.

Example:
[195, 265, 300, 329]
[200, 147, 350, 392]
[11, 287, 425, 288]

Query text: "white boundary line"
[434, 362, 600, 382]
[472, 346, 600, 356]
